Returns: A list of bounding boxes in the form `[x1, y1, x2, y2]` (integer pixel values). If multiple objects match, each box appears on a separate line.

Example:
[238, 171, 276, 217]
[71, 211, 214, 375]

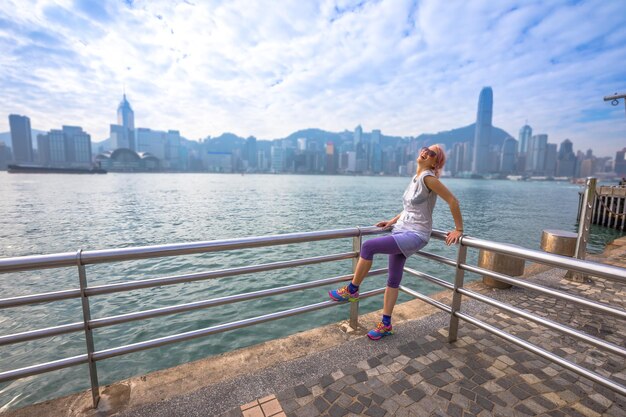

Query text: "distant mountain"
[2, 124, 515, 154]
[416, 123, 513, 148]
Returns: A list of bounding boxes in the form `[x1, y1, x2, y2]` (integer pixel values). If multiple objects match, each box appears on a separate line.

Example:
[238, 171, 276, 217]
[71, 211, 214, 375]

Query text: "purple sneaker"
[329, 285, 359, 302]
[367, 322, 393, 340]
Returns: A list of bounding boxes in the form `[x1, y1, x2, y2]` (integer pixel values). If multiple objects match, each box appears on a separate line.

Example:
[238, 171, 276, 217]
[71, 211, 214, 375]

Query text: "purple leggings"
[360, 235, 406, 289]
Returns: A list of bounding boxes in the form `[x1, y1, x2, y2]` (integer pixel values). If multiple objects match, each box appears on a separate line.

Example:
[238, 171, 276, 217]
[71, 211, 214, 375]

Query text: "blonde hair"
[431, 144, 446, 178]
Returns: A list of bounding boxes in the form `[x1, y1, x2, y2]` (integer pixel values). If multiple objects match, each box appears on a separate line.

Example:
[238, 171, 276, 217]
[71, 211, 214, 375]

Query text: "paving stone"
[403, 365, 418, 375]
[446, 402, 463, 417]
[405, 387, 426, 402]
[335, 393, 353, 408]
[353, 370, 367, 383]
[367, 357, 382, 368]
[294, 385, 312, 398]
[294, 403, 319, 417]
[341, 385, 358, 397]
[381, 398, 400, 415]
[392, 393, 414, 408]
[460, 387, 476, 401]
[370, 393, 385, 405]
[323, 389, 340, 404]
[346, 401, 364, 415]
[436, 389, 452, 401]
[475, 395, 494, 412]
[511, 385, 532, 400]
[513, 404, 536, 416]
[364, 404, 386, 417]
[312, 396, 329, 413]
[357, 394, 371, 407]
[320, 374, 335, 388]
[327, 404, 348, 417]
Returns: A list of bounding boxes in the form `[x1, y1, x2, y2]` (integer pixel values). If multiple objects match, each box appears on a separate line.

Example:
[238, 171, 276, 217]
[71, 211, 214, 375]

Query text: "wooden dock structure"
[579, 185, 626, 231]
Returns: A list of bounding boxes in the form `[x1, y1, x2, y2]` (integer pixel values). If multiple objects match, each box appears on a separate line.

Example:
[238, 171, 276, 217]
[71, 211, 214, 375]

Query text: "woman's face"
[417, 146, 438, 166]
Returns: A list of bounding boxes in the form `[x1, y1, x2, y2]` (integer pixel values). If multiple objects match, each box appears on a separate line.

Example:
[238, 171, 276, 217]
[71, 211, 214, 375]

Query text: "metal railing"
[1, 226, 625, 411]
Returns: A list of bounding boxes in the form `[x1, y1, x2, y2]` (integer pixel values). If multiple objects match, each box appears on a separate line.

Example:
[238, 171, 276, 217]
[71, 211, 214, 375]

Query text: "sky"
[1, 0, 625, 157]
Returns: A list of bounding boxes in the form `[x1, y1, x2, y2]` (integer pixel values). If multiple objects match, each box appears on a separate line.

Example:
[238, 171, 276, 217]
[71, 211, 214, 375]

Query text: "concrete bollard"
[478, 250, 525, 289]
[540, 229, 586, 282]
[540, 229, 577, 257]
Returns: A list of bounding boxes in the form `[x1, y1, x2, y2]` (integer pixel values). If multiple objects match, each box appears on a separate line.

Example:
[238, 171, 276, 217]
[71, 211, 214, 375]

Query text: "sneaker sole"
[367, 331, 393, 340]
[328, 291, 359, 302]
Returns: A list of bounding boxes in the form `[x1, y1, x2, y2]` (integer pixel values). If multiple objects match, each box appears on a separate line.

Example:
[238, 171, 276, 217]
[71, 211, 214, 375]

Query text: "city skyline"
[1, 1, 626, 156]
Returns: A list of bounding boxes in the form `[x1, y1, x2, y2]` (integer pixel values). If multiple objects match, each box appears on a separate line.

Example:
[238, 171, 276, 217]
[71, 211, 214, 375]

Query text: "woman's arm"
[375, 213, 401, 229]
[424, 176, 464, 245]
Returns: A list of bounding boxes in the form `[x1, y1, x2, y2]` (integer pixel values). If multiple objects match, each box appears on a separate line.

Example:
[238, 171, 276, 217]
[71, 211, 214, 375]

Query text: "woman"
[329, 144, 464, 340]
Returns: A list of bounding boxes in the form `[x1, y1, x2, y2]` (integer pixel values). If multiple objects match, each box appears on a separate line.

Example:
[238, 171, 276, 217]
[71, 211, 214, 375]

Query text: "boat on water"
[7, 164, 107, 174]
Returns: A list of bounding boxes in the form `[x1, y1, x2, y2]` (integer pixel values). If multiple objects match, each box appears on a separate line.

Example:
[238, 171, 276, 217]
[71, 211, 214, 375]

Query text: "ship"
[7, 164, 107, 174]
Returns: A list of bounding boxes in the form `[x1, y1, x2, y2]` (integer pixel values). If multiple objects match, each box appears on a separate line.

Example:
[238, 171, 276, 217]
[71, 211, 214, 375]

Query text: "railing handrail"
[0, 226, 383, 273]
[1, 225, 625, 409]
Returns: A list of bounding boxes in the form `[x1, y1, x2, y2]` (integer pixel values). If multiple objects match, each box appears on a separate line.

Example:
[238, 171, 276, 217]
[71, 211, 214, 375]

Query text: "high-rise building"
[545, 143, 557, 176]
[9, 114, 34, 163]
[0, 142, 12, 169]
[111, 94, 136, 151]
[556, 139, 576, 177]
[353, 125, 362, 149]
[518, 124, 532, 154]
[36, 126, 92, 167]
[615, 148, 626, 176]
[325, 141, 336, 174]
[500, 137, 517, 174]
[245, 137, 258, 169]
[528, 134, 548, 174]
[118, 94, 135, 130]
[472, 87, 493, 175]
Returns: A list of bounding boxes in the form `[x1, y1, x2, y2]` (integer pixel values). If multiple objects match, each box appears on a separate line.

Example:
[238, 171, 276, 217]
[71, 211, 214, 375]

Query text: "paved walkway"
[219, 240, 626, 417]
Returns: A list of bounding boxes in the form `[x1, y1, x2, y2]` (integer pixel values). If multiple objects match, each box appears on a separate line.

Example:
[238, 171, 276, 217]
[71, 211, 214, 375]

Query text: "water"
[0, 172, 623, 410]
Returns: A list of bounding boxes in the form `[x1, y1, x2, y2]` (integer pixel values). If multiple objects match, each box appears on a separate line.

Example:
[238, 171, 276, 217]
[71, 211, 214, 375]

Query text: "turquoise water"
[0, 172, 623, 410]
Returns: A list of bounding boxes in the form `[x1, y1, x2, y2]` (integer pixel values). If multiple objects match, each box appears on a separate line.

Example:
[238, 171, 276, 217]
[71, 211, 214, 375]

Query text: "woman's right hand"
[375, 220, 393, 229]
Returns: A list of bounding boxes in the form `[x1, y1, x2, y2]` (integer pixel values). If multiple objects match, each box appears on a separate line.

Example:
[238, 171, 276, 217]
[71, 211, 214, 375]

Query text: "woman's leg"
[351, 258, 372, 286]
[330, 235, 404, 302]
[354, 235, 404, 285]
[383, 252, 407, 314]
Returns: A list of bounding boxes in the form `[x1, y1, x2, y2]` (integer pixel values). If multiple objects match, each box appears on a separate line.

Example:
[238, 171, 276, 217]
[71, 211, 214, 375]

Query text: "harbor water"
[0, 172, 623, 410]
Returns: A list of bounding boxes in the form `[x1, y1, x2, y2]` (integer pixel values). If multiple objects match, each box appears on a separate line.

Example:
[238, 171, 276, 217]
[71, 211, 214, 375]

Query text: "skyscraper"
[472, 87, 493, 175]
[518, 124, 532, 154]
[500, 137, 518, 174]
[118, 94, 135, 130]
[528, 134, 548, 174]
[9, 114, 34, 163]
[556, 139, 576, 177]
[615, 148, 626, 176]
[111, 94, 136, 151]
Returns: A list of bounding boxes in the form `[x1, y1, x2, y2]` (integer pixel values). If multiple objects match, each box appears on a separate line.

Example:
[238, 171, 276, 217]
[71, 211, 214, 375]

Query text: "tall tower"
[112, 94, 136, 151]
[117, 94, 134, 130]
[472, 87, 493, 175]
[9, 114, 34, 163]
[518, 124, 532, 154]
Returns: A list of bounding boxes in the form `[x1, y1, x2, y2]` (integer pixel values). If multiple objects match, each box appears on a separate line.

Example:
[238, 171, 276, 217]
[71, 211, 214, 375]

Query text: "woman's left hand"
[445, 230, 463, 245]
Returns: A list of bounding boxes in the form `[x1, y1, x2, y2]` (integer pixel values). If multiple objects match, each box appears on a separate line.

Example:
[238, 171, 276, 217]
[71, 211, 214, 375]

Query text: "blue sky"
[1, 0, 625, 156]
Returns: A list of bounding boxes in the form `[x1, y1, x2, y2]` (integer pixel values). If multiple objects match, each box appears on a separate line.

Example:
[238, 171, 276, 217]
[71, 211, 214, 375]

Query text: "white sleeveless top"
[392, 170, 437, 242]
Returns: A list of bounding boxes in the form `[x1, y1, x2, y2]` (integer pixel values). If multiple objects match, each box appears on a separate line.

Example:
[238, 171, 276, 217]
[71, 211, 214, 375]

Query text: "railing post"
[349, 229, 362, 330]
[77, 250, 100, 408]
[575, 177, 596, 261]
[448, 239, 467, 343]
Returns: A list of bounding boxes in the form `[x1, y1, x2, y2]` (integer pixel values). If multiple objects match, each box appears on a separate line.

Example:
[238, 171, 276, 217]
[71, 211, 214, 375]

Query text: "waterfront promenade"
[4, 237, 625, 417]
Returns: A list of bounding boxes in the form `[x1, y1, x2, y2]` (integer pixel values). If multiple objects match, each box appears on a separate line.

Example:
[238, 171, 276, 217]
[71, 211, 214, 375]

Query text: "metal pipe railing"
[1, 224, 625, 410]
[0, 227, 382, 273]
[461, 235, 626, 283]
[460, 263, 626, 320]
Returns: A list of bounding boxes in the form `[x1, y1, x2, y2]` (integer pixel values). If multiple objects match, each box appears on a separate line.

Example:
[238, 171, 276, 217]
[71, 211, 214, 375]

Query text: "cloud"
[0, 0, 624, 155]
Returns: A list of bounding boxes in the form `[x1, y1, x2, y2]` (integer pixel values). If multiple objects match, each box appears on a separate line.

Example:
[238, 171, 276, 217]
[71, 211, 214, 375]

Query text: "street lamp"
[604, 92, 626, 117]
